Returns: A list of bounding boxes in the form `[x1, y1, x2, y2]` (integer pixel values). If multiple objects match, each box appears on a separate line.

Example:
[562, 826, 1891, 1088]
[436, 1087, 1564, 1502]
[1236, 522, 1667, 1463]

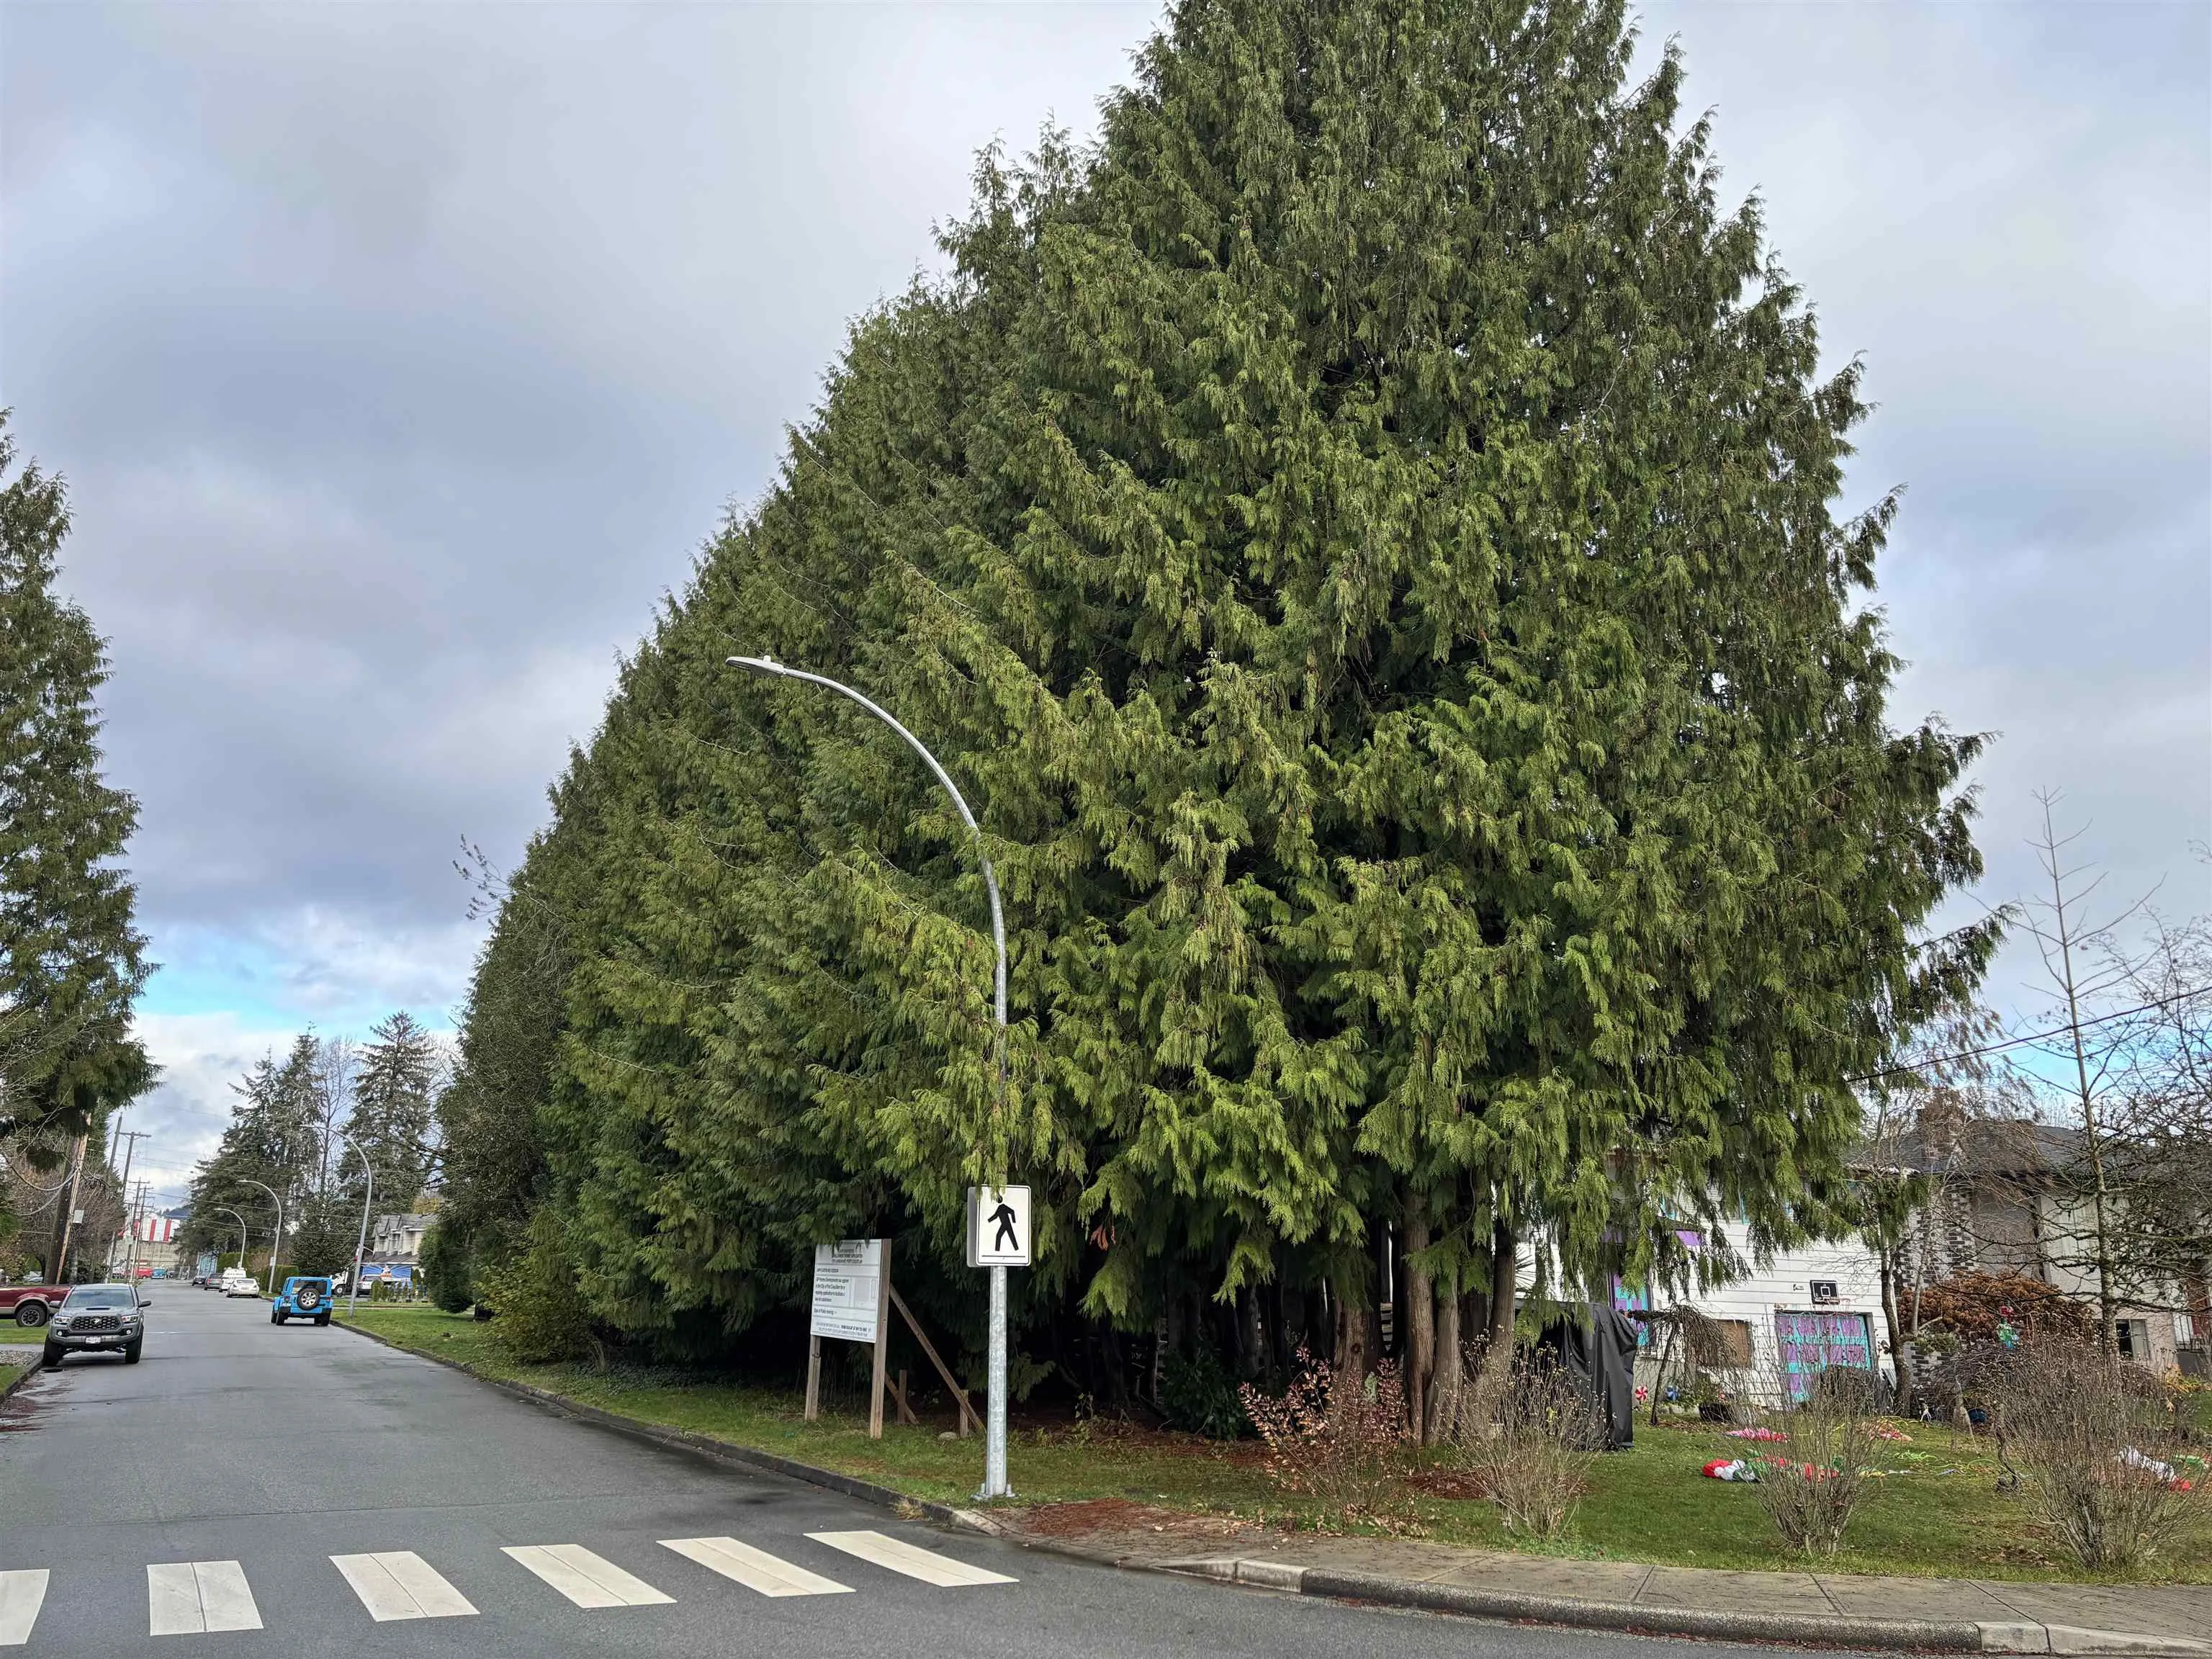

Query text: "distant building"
[371, 1213, 433, 1263]
[1894, 1115, 2208, 1377]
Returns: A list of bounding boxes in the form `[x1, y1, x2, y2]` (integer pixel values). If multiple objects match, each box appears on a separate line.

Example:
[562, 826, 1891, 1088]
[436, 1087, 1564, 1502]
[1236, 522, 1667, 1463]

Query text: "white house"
[370, 1213, 433, 1262]
[1625, 1224, 1892, 1403]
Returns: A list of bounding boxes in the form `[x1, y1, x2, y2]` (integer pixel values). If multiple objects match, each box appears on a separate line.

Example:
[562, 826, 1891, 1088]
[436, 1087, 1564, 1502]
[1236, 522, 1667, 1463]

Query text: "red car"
[0, 1282, 58, 1328]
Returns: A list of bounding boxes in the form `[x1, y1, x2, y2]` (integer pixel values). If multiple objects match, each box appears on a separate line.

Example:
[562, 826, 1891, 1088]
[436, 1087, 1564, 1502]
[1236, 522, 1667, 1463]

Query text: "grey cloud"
[0, 0, 2204, 1108]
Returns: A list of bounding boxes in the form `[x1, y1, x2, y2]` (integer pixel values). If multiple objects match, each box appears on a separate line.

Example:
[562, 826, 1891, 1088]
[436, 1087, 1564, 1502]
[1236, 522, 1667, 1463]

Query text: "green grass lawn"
[0, 1323, 44, 1344]
[338, 1306, 2211, 1585]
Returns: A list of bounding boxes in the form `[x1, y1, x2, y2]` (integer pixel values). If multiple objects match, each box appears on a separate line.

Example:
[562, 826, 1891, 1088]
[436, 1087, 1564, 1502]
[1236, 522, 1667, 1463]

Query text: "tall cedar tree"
[347, 1011, 441, 1214]
[0, 417, 152, 1142]
[444, 0, 1992, 1365]
[180, 1036, 323, 1264]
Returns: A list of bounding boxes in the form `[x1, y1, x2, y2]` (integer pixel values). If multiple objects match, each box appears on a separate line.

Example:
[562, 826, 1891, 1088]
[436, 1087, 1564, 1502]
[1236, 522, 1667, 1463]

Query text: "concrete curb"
[1129, 1557, 2211, 1655]
[0, 1351, 44, 1403]
[330, 1316, 1000, 1536]
[326, 1321, 2204, 1657]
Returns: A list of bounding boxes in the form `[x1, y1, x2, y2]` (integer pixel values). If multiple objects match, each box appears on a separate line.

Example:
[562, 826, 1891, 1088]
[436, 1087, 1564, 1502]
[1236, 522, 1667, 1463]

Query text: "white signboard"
[965, 1186, 1032, 1267]
[811, 1239, 886, 1344]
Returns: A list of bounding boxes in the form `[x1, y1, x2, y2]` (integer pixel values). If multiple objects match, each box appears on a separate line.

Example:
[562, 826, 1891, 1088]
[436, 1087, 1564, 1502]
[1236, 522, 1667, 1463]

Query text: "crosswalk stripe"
[804, 1531, 1015, 1587]
[660, 1537, 852, 1598]
[333, 1552, 478, 1621]
[0, 1571, 48, 1647]
[502, 1545, 673, 1609]
[148, 1561, 262, 1635]
[377, 1550, 478, 1617]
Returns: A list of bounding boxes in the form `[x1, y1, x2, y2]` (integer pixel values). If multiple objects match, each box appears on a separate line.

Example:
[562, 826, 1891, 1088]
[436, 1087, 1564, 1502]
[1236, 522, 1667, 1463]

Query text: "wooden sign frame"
[804, 1238, 981, 1441]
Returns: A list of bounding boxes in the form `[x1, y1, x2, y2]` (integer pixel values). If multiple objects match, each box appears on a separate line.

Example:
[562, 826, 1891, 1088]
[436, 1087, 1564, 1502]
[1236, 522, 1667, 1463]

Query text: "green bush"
[1158, 1346, 1249, 1439]
[476, 1209, 592, 1364]
[418, 1221, 475, 1314]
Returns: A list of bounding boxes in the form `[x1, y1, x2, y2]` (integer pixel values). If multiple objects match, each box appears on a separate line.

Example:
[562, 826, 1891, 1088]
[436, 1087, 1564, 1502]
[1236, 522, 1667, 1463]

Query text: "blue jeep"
[272, 1277, 333, 1326]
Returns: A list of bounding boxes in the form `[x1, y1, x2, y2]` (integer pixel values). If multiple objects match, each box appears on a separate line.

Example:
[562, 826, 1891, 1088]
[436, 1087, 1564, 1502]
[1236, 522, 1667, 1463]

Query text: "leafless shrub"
[1992, 1340, 2198, 1572]
[1240, 1346, 1409, 1518]
[1455, 1346, 1602, 1539]
[1751, 1364, 1881, 1558]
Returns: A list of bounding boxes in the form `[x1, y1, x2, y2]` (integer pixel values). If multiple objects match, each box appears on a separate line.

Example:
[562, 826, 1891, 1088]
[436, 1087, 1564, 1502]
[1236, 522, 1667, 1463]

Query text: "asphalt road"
[1, 1290, 1847, 1657]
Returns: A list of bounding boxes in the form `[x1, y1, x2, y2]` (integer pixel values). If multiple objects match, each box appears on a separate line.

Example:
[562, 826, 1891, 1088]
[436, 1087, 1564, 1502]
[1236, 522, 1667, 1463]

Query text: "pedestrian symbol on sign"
[965, 1185, 1031, 1267]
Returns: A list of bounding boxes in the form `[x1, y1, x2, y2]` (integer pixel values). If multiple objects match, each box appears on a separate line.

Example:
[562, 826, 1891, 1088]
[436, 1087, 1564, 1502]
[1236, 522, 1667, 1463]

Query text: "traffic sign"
[964, 1187, 1031, 1268]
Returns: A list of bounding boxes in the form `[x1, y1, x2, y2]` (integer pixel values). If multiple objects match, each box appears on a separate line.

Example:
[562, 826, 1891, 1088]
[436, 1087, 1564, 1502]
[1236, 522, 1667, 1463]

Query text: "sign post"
[966, 1186, 1030, 1500]
[809, 1239, 893, 1439]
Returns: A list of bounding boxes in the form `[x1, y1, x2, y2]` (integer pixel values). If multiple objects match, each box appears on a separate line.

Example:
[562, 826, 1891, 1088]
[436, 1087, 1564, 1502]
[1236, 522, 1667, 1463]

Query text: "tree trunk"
[1334, 1279, 1370, 1382]
[1428, 1270, 1462, 1443]
[1405, 1194, 1433, 1442]
[1648, 1317, 1678, 1426]
[1469, 1216, 1519, 1424]
[1876, 1241, 1915, 1413]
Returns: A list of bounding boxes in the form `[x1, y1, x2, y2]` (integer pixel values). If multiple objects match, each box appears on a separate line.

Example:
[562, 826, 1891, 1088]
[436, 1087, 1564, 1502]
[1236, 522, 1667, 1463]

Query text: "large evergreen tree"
[443, 0, 1995, 1382]
[0, 415, 153, 1143]
[346, 1011, 441, 1214]
[179, 1037, 323, 1264]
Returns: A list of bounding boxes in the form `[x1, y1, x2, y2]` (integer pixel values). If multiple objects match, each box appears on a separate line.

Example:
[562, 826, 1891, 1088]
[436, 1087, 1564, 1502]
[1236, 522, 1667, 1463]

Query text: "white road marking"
[502, 1545, 673, 1609]
[804, 1531, 1015, 1587]
[333, 1552, 478, 1622]
[0, 1571, 48, 1647]
[147, 1561, 263, 1635]
[660, 1537, 852, 1598]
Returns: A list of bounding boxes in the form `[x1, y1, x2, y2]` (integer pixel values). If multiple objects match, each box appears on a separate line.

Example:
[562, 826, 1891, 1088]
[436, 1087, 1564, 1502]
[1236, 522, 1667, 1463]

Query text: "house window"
[1809, 1280, 1840, 1306]
[2177, 1312, 2197, 1348]
[2116, 1320, 2149, 1361]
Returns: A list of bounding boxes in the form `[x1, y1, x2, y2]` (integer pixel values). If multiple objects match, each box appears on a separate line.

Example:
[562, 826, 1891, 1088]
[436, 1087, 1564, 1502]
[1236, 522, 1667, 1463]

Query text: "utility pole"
[48, 1133, 89, 1285]
[111, 1130, 150, 1277]
[127, 1180, 151, 1281]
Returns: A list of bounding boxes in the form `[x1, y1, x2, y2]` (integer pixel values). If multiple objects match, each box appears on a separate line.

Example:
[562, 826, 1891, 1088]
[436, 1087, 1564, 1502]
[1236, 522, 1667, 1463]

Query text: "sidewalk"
[997, 1502, 2212, 1655]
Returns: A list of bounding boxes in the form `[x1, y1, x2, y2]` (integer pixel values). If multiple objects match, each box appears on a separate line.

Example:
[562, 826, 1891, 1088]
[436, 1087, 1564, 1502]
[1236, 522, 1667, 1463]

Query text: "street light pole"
[331, 1129, 374, 1313]
[213, 1207, 248, 1275]
[240, 1179, 284, 1295]
[726, 655, 1014, 1500]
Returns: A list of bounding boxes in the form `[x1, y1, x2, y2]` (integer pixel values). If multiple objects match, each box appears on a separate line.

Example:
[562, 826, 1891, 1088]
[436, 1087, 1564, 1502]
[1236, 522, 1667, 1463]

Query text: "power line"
[1848, 984, 2212, 1087]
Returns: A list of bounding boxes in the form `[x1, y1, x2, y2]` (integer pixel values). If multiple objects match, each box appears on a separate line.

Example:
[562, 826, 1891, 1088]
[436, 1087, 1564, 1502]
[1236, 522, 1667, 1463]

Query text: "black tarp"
[1534, 1303, 1642, 1449]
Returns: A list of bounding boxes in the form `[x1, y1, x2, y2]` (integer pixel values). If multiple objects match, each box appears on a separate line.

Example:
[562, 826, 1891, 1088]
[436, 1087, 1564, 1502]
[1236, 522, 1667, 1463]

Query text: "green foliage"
[1158, 1346, 1249, 1439]
[0, 415, 152, 1144]
[430, 841, 567, 1280]
[418, 1219, 477, 1313]
[283, 1195, 359, 1277]
[479, 1208, 593, 1364]
[347, 1012, 440, 1211]
[179, 1037, 323, 1263]
[449, 0, 1993, 1370]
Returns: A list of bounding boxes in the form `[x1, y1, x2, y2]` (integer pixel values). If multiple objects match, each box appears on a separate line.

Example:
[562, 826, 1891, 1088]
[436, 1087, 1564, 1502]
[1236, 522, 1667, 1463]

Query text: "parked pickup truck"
[0, 1282, 58, 1328]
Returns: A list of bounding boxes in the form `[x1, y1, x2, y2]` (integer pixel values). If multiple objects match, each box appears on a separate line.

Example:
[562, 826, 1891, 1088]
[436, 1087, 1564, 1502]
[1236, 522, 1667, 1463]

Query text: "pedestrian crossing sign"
[964, 1186, 1030, 1267]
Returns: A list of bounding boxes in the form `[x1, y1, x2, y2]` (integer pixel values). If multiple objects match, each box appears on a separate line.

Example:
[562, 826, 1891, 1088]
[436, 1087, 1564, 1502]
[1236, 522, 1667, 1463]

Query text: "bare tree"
[2013, 796, 2211, 1352]
[1854, 1001, 2026, 1396]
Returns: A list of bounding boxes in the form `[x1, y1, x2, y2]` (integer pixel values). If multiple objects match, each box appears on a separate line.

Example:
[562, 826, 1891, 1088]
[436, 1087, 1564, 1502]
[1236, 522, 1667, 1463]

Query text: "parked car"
[271, 1277, 333, 1326]
[0, 1281, 56, 1328]
[218, 1269, 260, 1298]
[41, 1282, 147, 1367]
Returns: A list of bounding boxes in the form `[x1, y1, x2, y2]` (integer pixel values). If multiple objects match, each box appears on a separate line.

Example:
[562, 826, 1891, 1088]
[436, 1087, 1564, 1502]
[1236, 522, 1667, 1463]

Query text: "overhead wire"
[1847, 984, 2212, 1086]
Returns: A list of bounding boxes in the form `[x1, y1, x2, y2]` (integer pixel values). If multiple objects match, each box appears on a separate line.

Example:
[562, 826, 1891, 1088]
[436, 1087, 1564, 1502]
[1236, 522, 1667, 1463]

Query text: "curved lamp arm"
[727, 656, 1006, 1034]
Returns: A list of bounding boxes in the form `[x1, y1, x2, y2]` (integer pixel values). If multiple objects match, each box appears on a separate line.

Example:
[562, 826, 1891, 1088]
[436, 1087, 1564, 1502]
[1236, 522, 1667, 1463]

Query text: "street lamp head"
[727, 655, 788, 677]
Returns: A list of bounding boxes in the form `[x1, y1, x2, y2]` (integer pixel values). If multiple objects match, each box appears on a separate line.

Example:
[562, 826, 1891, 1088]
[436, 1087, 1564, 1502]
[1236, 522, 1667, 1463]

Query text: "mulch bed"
[1012, 1498, 1263, 1542]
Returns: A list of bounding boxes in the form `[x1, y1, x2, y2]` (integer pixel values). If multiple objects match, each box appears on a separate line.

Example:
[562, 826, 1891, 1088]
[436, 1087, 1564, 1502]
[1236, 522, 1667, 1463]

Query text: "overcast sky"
[4, 2, 2206, 1201]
